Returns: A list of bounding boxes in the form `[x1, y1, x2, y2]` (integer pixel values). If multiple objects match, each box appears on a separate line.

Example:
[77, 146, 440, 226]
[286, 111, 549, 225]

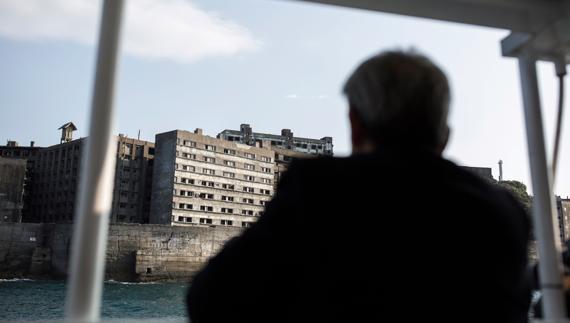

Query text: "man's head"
[343, 50, 451, 155]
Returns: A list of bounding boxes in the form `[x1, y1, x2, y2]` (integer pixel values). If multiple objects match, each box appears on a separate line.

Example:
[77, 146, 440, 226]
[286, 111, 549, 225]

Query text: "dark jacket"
[187, 149, 531, 323]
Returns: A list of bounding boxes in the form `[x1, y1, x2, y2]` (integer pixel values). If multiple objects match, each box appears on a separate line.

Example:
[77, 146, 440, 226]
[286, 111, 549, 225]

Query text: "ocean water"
[0, 279, 188, 321]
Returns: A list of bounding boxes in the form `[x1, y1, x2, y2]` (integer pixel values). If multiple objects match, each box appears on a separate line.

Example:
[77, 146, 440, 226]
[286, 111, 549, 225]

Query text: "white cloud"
[0, 0, 259, 63]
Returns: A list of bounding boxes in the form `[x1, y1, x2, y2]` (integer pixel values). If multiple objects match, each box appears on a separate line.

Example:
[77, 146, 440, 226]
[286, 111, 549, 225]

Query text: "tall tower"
[58, 122, 77, 144]
[498, 160, 504, 182]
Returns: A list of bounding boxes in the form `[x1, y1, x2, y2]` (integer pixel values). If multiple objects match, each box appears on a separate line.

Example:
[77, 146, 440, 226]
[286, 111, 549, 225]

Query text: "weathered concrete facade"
[218, 124, 333, 156]
[25, 133, 154, 224]
[111, 135, 155, 223]
[0, 157, 27, 222]
[151, 129, 275, 228]
[557, 197, 570, 243]
[0, 222, 241, 281]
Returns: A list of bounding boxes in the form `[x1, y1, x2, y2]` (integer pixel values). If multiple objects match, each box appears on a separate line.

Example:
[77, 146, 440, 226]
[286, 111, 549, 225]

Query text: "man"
[187, 51, 531, 322]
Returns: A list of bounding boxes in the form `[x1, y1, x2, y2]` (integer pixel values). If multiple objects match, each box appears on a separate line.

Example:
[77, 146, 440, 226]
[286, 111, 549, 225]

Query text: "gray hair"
[343, 50, 450, 150]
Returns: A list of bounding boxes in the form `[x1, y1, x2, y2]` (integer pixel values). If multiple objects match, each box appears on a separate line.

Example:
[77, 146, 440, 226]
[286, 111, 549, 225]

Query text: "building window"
[222, 184, 235, 190]
[201, 181, 215, 187]
[205, 145, 216, 151]
[203, 168, 215, 175]
[262, 178, 272, 184]
[242, 198, 254, 204]
[260, 200, 267, 206]
[261, 156, 271, 162]
[223, 148, 236, 155]
[245, 153, 255, 159]
[244, 164, 255, 170]
[221, 208, 234, 214]
[185, 217, 192, 223]
[180, 178, 195, 185]
[224, 160, 235, 167]
[178, 203, 193, 209]
[223, 171, 235, 178]
[182, 152, 197, 159]
[178, 216, 184, 222]
[242, 222, 251, 228]
[244, 175, 255, 181]
[260, 189, 271, 195]
[221, 195, 235, 202]
[261, 167, 272, 173]
[204, 157, 216, 163]
[243, 186, 254, 193]
[199, 193, 214, 199]
[221, 220, 233, 226]
[200, 218, 213, 224]
[242, 210, 254, 216]
[182, 165, 195, 172]
[184, 140, 196, 147]
[200, 206, 214, 212]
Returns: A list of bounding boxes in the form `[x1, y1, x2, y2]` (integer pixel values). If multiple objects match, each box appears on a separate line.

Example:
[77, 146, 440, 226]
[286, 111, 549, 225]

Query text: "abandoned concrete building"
[150, 129, 275, 228]
[217, 124, 333, 156]
[218, 124, 333, 186]
[25, 123, 155, 223]
[0, 140, 43, 218]
[0, 157, 27, 222]
[557, 197, 570, 243]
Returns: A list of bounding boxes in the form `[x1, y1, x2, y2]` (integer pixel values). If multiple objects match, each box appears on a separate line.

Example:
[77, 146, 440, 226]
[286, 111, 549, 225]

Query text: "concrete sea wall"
[0, 222, 242, 282]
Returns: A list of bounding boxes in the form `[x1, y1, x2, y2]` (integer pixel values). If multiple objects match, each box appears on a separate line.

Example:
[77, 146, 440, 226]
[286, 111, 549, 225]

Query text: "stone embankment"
[0, 222, 241, 282]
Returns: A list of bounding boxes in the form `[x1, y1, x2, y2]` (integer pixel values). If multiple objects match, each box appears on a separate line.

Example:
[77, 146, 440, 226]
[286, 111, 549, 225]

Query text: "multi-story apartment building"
[26, 137, 84, 222]
[0, 140, 43, 219]
[218, 124, 333, 156]
[111, 135, 155, 223]
[25, 125, 155, 223]
[0, 157, 27, 222]
[0, 140, 42, 159]
[150, 129, 275, 228]
[218, 124, 333, 186]
[557, 197, 570, 243]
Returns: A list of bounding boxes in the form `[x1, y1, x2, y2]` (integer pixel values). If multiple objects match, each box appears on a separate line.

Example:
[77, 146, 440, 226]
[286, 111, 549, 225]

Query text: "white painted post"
[519, 55, 567, 319]
[65, 0, 125, 321]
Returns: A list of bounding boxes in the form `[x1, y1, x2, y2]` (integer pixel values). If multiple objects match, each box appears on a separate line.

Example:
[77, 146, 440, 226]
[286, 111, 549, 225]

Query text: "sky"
[0, 0, 568, 197]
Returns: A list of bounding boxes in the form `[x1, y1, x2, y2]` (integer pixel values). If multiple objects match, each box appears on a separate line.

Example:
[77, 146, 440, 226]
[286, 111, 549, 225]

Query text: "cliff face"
[0, 222, 242, 282]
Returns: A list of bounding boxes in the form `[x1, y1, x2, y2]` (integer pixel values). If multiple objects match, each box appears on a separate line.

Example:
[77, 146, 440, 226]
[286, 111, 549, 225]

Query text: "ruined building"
[0, 157, 27, 222]
[557, 197, 570, 243]
[218, 124, 333, 156]
[0, 140, 43, 220]
[150, 129, 275, 228]
[218, 124, 333, 185]
[24, 123, 155, 223]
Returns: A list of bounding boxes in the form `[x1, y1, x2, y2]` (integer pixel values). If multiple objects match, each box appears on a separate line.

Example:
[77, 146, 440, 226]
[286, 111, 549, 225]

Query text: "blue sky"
[0, 0, 569, 197]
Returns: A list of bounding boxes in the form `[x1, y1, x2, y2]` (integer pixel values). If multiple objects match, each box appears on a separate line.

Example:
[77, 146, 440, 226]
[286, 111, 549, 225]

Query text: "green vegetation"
[496, 180, 532, 213]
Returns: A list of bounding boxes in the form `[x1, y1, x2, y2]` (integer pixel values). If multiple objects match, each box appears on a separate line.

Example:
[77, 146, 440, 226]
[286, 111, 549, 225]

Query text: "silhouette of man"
[187, 51, 531, 323]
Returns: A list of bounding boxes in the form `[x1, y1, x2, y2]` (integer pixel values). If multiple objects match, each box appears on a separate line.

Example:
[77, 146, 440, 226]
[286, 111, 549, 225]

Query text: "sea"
[0, 279, 188, 321]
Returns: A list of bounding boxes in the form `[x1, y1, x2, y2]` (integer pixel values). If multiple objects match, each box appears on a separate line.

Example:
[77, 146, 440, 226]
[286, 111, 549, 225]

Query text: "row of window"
[176, 139, 272, 162]
[174, 202, 263, 216]
[176, 189, 268, 205]
[175, 215, 252, 227]
[175, 176, 272, 195]
[176, 163, 272, 183]
[176, 154, 273, 173]
[223, 135, 328, 151]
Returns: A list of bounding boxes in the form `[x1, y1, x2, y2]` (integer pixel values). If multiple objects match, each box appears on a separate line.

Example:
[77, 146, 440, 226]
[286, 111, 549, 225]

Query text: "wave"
[106, 279, 158, 285]
[0, 278, 34, 282]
